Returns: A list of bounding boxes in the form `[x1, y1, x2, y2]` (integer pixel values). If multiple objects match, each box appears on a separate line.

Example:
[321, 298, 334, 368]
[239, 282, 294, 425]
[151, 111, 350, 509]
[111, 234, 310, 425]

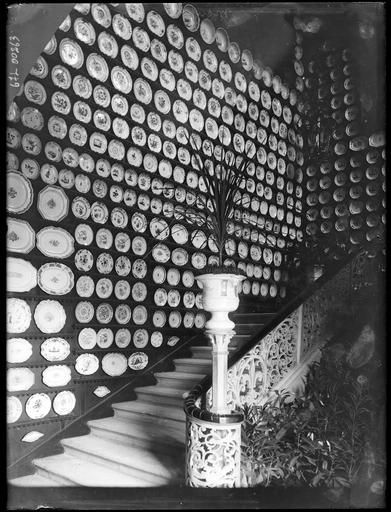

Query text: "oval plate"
[7, 337, 33, 363]
[40, 337, 70, 362]
[36, 226, 75, 258]
[7, 257, 37, 292]
[38, 262, 74, 295]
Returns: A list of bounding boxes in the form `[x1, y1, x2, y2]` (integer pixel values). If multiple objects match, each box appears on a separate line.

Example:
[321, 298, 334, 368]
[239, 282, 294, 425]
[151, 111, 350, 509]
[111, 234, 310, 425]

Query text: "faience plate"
[126, 3, 145, 22]
[147, 10, 165, 37]
[38, 262, 74, 295]
[7, 367, 35, 392]
[169, 311, 181, 328]
[7, 257, 37, 292]
[42, 365, 72, 387]
[72, 196, 91, 220]
[128, 352, 148, 371]
[97, 328, 114, 348]
[113, 14, 132, 40]
[98, 31, 118, 58]
[151, 38, 167, 63]
[132, 26, 150, 52]
[132, 236, 147, 256]
[25, 393, 52, 420]
[121, 44, 139, 70]
[91, 2, 111, 27]
[102, 353, 127, 376]
[74, 17, 96, 45]
[163, 3, 183, 18]
[53, 390, 76, 415]
[7, 298, 31, 333]
[7, 172, 33, 214]
[132, 305, 148, 325]
[38, 186, 69, 222]
[59, 38, 84, 69]
[133, 329, 148, 349]
[78, 328, 97, 350]
[167, 336, 179, 347]
[40, 337, 70, 362]
[96, 303, 113, 324]
[74, 223, 93, 247]
[76, 275, 94, 298]
[7, 338, 33, 364]
[7, 396, 23, 423]
[152, 243, 170, 263]
[75, 353, 99, 375]
[24, 79, 47, 105]
[7, 218, 35, 254]
[86, 53, 109, 82]
[114, 328, 130, 348]
[150, 331, 163, 348]
[172, 247, 189, 266]
[94, 386, 110, 397]
[21, 431, 45, 443]
[114, 280, 131, 301]
[34, 300, 66, 333]
[152, 266, 166, 284]
[167, 24, 184, 49]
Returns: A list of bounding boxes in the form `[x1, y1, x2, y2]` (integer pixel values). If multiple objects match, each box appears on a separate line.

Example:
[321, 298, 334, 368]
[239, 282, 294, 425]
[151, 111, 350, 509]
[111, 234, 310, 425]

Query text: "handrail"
[184, 238, 382, 423]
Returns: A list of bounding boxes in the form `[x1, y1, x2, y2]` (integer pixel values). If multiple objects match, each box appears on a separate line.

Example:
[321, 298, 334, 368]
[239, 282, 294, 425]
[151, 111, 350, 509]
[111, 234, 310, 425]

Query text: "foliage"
[241, 338, 385, 503]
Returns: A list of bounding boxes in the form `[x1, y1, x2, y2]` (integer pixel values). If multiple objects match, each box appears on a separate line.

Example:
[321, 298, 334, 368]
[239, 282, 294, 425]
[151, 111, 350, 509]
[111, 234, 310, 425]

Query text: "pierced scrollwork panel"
[185, 418, 241, 488]
[226, 310, 299, 410]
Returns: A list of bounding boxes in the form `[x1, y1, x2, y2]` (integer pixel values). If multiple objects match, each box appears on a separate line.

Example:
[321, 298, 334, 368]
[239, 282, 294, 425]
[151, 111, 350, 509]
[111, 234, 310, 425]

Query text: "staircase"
[10, 310, 274, 487]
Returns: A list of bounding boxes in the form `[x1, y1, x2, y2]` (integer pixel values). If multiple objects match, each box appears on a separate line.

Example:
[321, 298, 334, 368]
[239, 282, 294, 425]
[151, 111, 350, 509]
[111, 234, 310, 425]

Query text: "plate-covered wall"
[6, 3, 306, 464]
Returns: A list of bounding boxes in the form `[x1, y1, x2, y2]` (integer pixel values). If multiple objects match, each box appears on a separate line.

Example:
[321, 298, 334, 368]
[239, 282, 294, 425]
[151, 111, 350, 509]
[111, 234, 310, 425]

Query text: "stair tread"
[154, 371, 206, 380]
[88, 417, 185, 443]
[33, 453, 152, 487]
[61, 435, 183, 480]
[10, 473, 59, 487]
[112, 400, 185, 422]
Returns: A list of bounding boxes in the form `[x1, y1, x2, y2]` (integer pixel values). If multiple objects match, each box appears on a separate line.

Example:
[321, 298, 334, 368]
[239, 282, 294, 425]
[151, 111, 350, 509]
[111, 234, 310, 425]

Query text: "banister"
[183, 238, 383, 422]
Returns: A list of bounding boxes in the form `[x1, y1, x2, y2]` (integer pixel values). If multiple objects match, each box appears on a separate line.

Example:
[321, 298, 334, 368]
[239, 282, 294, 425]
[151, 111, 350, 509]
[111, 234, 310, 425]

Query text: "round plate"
[25, 393, 51, 420]
[102, 353, 127, 376]
[97, 328, 114, 348]
[128, 352, 148, 371]
[53, 391, 76, 416]
[75, 353, 99, 375]
[115, 328, 131, 348]
[38, 262, 74, 295]
[7, 172, 33, 214]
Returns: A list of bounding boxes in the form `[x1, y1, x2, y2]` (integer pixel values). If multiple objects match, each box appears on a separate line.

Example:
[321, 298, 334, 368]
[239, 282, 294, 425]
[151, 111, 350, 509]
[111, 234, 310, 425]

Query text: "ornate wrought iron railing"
[184, 239, 384, 487]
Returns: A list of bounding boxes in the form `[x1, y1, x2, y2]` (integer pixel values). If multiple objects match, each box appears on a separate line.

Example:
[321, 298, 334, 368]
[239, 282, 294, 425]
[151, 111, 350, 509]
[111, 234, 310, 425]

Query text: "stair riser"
[88, 425, 185, 453]
[234, 325, 264, 334]
[34, 466, 76, 486]
[112, 402, 186, 423]
[155, 376, 201, 390]
[62, 444, 171, 485]
[174, 363, 212, 374]
[134, 391, 185, 408]
[113, 408, 186, 428]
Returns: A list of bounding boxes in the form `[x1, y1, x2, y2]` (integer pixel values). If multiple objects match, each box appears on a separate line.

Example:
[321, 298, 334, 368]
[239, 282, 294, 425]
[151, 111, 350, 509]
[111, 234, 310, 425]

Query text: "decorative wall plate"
[133, 329, 148, 349]
[37, 186, 69, 222]
[152, 266, 166, 284]
[191, 252, 207, 269]
[74, 17, 96, 45]
[91, 2, 111, 27]
[167, 336, 179, 347]
[128, 352, 148, 371]
[167, 24, 184, 49]
[7, 367, 35, 392]
[132, 236, 147, 256]
[40, 337, 70, 362]
[113, 280, 130, 302]
[147, 10, 165, 36]
[114, 328, 130, 348]
[132, 26, 150, 52]
[93, 386, 111, 398]
[25, 393, 51, 420]
[169, 311, 181, 328]
[167, 289, 181, 308]
[96, 302, 113, 324]
[7, 171, 33, 214]
[7, 257, 37, 292]
[96, 253, 114, 274]
[152, 243, 170, 263]
[172, 248, 189, 266]
[38, 262, 74, 295]
[42, 365, 72, 387]
[24, 79, 47, 105]
[53, 390, 76, 416]
[115, 303, 132, 324]
[182, 270, 195, 287]
[7, 338, 33, 363]
[97, 328, 114, 348]
[86, 53, 109, 82]
[132, 305, 148, 325]
[7, 396, 23, 423]
[34, 300, 66, 333]
[113, 14, 132, 40]
[98, 31, 118, 58]
[76, 275, 94, 298]
[150, 331, 163, 348]
[102, 353, 127, 377]
[59, 38, 84, 69]
[7, 298, 31, 333]
[21, 431, 45, 443]
[75, 353, 99, 375]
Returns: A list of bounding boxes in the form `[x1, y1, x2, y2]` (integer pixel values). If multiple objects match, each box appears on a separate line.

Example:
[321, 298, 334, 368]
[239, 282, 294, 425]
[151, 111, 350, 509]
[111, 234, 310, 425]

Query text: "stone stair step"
[174, 357, 212, 373]
[87, 416, 185, 450]
[154, 370, 206, 389]
[234, 323, 265, 334]
[134, 385, 188, 407]
[33, 452, 153, 487]
[10, 473, 59, 487]
[61, 435, 183, 485]
[112, 399, 185, 424]
[190, 345, 236, 359]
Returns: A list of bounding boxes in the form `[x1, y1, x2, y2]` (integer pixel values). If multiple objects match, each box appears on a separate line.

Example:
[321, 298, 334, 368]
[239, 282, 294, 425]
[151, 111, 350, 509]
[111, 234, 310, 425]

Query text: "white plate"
[38, 262, 74, 295]
[152, 243, 170, 263]
[38, 186, 69, 221]
[172, 248, 189, 266]
[40, 337, 70, 362]
[152, 266, 166, 284]
[128, 352, 148, 371]
[7, 367, 35, 392]
[7, 257, 37, 292]
[97, 328, 114, 348]
[102, 353, 127, 376]
[75, 353, 99, 375]
[191, 252, 207, 269]
[113, 14, 132, 40]
[7, 338, 33, 363]
[21, 431, 45, 443]
[42, 365, 72, 387]
[25, 393, 52, 420]
[114, 280, 131, 301]
[53, 390, 76, 415]
[75, 302, 94, 323]
[132, 305, 147, 325]
[133, 329, 148, 348]
[168, 290, 180, 308]
[74, 224, 93, 247]
[96, 303, 113, 324]
[115, 303, 132, 324]
[151, 331, 163, 348]
[93, 386, 110, 398]
[34, 300, 66, 333]
[7, 396, 23, 423]
[7, 171, 34, 214]
[115, 328, 131, 348]
[78, 328, 97, 350]
[169, 311, 181, 328]
[7, 298, 31, 333]
[132, 236, 147, 256]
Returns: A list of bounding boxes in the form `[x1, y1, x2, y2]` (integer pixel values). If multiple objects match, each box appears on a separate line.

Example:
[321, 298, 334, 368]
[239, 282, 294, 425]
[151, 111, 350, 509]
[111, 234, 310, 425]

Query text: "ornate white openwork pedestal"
[185, 272, 245, 487]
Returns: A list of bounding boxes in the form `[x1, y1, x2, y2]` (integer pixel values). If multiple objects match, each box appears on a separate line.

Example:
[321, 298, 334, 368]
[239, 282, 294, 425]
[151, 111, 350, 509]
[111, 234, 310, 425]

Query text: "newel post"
[185, 273, 245, 488]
